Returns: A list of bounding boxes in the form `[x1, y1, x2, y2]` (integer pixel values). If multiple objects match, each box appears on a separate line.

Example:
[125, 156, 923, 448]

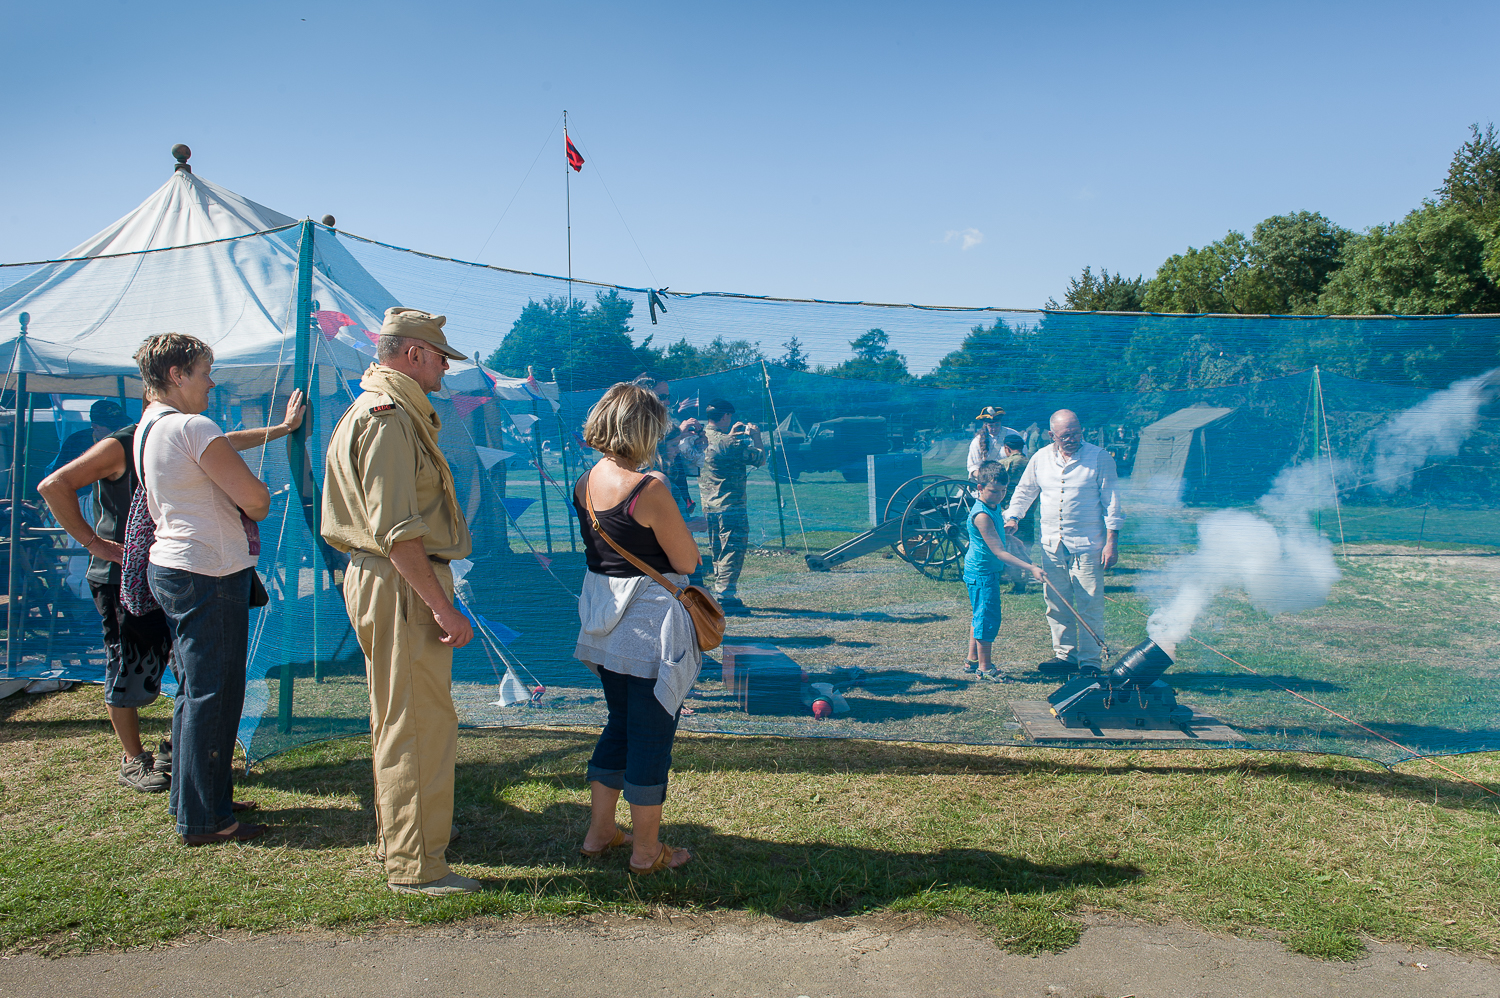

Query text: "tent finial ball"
[321, 215, 336, 227]
[171, 144, 192, 173]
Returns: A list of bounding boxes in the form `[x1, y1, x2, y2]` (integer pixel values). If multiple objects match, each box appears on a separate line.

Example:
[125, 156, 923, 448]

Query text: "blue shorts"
[965, 573, 1003, 642]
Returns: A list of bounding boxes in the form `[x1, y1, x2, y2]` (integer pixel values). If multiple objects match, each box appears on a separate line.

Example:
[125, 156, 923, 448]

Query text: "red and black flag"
[566, 136, 584, 172]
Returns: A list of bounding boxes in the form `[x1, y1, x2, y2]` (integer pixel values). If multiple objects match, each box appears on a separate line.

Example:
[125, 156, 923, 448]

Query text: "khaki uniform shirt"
[698, 426, 765, 514]
[321, 391, 473, 561]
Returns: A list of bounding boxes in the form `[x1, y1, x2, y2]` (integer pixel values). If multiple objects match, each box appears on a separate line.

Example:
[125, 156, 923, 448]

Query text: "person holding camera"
[698, 399, 763, 614]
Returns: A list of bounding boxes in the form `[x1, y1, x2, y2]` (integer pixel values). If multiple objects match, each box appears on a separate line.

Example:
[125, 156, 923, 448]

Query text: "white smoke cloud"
[1371, 368, 1498, 493]
[943, 228, 984, 251]
[1143, 369, 1497, 650]
[1146, 462, 1343, 651]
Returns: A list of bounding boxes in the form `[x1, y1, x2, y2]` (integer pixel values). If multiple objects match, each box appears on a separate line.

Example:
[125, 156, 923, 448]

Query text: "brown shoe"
[182, 822, 268, 846]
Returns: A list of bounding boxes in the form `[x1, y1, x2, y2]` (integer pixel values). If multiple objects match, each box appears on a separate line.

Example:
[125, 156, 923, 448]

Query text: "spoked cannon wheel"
[881, 474, 949, 527]
[896, 478, 975, 580]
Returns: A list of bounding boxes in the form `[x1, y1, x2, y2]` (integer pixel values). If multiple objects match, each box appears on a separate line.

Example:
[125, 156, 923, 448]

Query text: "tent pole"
[6, 359, 25, 673]
[552, 368, 576, 553]
[1313, 365, 1347, 557]
[761, 361, 787, 548]
[280, 219, 316, 733]
[11, 381, 33, 668]
[531, 392, 553, 555]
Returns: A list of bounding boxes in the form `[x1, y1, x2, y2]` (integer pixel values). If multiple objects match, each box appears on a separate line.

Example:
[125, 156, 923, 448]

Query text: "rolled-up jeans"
[587, 667, 681, 806]
[148, 564, 252, 836]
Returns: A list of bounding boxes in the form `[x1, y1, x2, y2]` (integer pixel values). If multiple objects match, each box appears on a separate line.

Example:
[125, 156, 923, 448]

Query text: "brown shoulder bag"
[586, 474, 725, 652]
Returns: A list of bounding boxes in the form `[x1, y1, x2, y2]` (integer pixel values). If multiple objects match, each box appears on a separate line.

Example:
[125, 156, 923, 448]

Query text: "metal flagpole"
[564, 110, 572, 306]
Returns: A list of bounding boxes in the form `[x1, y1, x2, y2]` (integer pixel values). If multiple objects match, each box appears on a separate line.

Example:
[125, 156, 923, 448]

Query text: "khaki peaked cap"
[379, 307, 468, 361]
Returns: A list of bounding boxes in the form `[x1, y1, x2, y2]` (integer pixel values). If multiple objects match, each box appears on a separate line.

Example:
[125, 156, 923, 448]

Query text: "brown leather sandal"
[579, 827, 629, 858]
[629, 842, 687, 875]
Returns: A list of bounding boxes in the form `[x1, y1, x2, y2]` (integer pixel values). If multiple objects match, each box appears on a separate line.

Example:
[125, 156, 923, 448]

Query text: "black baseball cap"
[89, 400, 128, 430]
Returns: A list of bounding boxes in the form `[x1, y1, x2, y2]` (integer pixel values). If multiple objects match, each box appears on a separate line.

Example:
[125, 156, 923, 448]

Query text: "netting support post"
[6, 313, 27, 673]
[761, 362, 787, 548]
[551, 369, 576, 552]
[1313, 365, 1347, 558]
[534, 401, 553, 554]
[280, 219, 317, 733]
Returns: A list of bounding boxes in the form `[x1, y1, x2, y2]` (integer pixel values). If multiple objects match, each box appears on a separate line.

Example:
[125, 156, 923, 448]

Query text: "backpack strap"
[132, 408, 183, 500]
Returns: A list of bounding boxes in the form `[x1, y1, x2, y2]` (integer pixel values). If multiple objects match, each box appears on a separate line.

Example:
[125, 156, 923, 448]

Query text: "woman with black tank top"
[572, 383, 701, 874]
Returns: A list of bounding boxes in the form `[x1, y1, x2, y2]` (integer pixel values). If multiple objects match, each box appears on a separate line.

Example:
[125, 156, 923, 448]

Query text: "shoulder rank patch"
[367, 390, 399, 414]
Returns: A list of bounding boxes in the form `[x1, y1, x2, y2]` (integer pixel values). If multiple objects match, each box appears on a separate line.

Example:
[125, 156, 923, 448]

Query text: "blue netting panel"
[3, 231, 1497, 767]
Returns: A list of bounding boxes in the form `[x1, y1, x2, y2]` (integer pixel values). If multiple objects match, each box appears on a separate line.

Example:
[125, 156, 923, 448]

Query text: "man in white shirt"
[1003, 409, 1123, 673]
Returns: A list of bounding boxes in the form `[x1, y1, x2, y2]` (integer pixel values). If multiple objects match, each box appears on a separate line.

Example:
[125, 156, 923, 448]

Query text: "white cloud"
[943, 227, 984, 251]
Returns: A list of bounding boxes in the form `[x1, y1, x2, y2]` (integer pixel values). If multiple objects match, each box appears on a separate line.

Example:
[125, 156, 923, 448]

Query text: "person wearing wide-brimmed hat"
[966, 405, 1024, 481]
[322, 306, 478, 896]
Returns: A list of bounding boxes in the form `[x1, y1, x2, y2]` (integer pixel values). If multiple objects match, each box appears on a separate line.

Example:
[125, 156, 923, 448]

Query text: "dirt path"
[2, 913, 1494, 998]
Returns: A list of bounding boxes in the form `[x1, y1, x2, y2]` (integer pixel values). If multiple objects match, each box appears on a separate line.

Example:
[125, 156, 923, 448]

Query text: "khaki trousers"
[344, 554, 457, 884]
[1041, 541, 1106, 669]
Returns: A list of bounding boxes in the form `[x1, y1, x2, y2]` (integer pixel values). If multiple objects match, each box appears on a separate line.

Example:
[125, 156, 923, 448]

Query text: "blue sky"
[4, 1, 1498, 365]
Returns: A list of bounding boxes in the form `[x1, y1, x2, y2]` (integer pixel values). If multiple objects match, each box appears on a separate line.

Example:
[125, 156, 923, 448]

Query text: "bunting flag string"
[501, 496, 538, 520]
[473, 445, 515, 470]
[449, 394, 493, 419]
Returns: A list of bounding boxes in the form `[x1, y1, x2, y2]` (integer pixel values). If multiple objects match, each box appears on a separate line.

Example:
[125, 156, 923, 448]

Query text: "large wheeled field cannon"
[805, 475, 979, 581]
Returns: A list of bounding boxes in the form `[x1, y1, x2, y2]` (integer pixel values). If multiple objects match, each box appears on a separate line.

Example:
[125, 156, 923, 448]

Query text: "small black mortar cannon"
[1046, 639, 1194, 731]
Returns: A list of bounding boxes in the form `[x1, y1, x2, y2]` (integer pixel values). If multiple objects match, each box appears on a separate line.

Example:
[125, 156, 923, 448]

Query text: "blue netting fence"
[2, 225, 1497, 768]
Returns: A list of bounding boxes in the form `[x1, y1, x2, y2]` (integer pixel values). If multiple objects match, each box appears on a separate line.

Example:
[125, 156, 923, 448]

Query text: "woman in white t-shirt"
[133, 333, 274, 847]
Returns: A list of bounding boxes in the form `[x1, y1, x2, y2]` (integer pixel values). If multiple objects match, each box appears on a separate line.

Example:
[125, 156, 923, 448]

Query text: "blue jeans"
[587, 668, 680, 806]
[148, 564, 252, 836]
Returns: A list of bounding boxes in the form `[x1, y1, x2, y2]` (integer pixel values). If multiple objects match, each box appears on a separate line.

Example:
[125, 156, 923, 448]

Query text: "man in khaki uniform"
[322, 307, 477, 896]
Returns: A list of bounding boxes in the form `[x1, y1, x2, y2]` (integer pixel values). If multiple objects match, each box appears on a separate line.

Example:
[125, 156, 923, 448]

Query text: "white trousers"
[1041, 542, 1106, 668]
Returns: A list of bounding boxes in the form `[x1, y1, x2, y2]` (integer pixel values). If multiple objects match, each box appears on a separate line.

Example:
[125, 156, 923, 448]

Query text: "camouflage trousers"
[705, 506, 749, 599]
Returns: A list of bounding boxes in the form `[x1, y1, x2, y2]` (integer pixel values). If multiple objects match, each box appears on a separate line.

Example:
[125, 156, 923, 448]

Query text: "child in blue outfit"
[964, 461, 1046, 680]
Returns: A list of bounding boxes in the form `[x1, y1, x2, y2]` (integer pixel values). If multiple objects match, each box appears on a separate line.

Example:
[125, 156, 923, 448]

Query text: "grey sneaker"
[154, 739, 172, 777]
[118, 751, 169, 793]
[388, 873, 481, 896]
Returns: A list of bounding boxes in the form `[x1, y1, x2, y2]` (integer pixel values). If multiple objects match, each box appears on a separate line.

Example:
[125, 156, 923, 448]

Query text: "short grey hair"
[377, 334, 413, 363]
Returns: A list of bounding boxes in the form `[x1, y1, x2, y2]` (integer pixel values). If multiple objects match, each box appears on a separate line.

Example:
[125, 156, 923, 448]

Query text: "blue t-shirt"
[964, 497, 1004, 578]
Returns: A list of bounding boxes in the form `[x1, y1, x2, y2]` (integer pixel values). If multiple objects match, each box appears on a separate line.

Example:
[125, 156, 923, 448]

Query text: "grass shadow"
[749, 606, 951, 624]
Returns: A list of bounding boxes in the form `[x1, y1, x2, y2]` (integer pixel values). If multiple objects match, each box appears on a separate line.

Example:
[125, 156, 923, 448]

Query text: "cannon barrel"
[1107, 639, 1174, 687]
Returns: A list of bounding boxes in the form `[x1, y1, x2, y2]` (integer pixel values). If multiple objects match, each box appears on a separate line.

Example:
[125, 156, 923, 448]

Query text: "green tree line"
[1050, 124, 1500, 318]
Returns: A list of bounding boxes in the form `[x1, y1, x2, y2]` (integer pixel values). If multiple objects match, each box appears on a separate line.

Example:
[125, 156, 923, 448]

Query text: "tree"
[778, 336, 810, 372]
[1316, 204, 1500, 317]
[823, 328, 911, 382]
[1141, 231, 1259, 313]
[695, 336, 766, 372]
[1044, 266, 1146, 311]
[1246, 211, 1351, 313]
[925, 319, 1034, 390]
[1438, 122, 1500, 223]
[485, 289, 651, 390]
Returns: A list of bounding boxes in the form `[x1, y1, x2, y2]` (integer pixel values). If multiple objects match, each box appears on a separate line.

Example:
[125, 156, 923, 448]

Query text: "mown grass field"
[2, 684, 1497, 962]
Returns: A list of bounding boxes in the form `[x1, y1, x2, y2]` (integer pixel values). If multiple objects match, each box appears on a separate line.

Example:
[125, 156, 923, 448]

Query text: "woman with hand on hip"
[133, 333, 276, 846]
[573, 383, 702, 874]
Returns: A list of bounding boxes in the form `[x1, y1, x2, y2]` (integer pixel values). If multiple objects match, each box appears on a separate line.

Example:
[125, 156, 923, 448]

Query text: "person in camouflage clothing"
[697, 399, 764, 613]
